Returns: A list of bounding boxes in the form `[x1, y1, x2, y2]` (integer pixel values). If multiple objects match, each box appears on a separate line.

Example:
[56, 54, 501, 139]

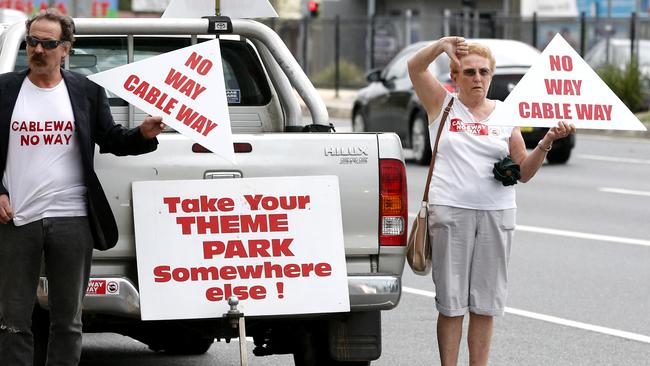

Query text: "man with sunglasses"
[0, 9, 165, 366]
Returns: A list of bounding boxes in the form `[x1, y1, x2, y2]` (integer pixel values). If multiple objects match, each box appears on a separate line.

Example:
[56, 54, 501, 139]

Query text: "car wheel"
[352, 112, 366, 132]
[411, 113, 432, 165]
[546, 143, 572, 164]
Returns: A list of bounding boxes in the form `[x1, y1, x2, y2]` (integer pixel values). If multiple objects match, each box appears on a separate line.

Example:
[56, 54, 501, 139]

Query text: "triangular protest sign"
[162, 0, 278, 19]
[88, 40, 236, 163]
[489, 34, 646, 131]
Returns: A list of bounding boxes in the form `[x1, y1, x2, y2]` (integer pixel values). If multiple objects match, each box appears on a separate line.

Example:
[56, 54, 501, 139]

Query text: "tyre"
[546, 143, 572, 164]
[352, 112, 366, 132]
[146, 333, 214, 355]
[293, 327, 371, 366]
[410, 113, 432, 165]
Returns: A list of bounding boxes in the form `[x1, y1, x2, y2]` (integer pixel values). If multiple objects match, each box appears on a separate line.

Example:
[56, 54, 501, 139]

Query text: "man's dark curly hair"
[25, 8, 75, 44]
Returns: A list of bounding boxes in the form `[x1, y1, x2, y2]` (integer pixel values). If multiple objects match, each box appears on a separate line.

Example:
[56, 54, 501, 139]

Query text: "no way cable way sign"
[489, 34, 647, 131]
[88, 39, 236, 163]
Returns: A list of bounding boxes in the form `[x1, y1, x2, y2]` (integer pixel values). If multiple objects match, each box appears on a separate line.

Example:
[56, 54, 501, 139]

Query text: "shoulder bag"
[406, 97, 454, 275]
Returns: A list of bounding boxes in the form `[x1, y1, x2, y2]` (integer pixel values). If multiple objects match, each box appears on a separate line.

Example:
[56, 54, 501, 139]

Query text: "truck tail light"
[379, 159, 407, 246]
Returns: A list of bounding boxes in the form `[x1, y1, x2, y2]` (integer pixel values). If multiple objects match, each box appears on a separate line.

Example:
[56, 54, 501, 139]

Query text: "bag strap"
[422, 97, 454, 202]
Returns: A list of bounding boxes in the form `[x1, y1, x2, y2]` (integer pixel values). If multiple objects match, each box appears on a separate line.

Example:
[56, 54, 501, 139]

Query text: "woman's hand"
[545, 121, 576, 142]
[439, 36, 468, 69]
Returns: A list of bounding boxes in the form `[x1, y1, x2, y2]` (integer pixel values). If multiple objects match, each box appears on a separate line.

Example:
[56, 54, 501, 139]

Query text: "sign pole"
[223, 296, 248, 366]
[215, 0, 221, 16]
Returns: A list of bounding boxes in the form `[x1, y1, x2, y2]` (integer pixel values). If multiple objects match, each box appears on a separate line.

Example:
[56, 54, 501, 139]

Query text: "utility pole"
[366, 0, 375, 70]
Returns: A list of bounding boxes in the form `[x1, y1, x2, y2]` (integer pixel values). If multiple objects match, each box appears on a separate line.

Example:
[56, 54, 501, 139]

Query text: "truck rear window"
[15, 36, 271, 107]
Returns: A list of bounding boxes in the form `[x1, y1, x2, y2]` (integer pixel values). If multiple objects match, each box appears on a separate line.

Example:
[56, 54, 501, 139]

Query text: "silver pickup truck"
[0, 17, 406, 365]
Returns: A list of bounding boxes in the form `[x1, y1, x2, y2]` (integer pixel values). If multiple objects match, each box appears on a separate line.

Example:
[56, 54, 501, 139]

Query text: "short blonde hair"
[450, 42, 496, 73]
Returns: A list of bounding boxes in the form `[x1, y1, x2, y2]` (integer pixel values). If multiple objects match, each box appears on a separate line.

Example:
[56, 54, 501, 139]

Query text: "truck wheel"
[411, 113, 432, 165]
[293, 329, 371, 366]
[146, 334, 214, 355]
[546, 143, 572, 164]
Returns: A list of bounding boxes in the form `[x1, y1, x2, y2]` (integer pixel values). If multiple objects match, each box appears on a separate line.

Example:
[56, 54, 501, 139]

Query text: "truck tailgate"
[94, 132, 381, 259]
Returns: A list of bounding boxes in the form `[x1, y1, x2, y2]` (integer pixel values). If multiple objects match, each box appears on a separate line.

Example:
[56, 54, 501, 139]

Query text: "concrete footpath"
[306, 88, 650, 139]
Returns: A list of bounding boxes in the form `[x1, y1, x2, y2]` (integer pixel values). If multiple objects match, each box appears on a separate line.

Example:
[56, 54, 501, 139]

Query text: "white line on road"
[516, 225, 650, 247]
[598, 187, 650, 197]
[402, 287, 650, 344]
[576, 154, 650, 165]
[407, 213, 650, 247]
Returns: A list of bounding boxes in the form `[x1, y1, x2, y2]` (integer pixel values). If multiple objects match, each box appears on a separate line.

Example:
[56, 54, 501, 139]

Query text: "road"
[78, 131, 650, 365]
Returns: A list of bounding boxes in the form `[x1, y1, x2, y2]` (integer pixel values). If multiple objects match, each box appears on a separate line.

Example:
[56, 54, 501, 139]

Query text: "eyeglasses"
[462, 68, 492, 77]
[25, 36, 65, 50]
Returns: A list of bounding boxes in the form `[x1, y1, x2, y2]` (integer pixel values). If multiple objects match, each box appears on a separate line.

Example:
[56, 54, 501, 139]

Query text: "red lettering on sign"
[164, 68, 207, 100]
[86, 280, 107, 295]
[244, 195, 311, 211]
[205, 284, 266, 301]
[518, 102, 573, 120]
[202, 238, 294, 259]
[175, 104, 218, 136]
[124, 74, 139, 91]
[449, 118, 488, 135]
[152, 261, 333, 283]
[549, 55, 573, 71]
[185, 51, 214, 76]
[544, 79, 582, 96]
[574, 103, 612, 121]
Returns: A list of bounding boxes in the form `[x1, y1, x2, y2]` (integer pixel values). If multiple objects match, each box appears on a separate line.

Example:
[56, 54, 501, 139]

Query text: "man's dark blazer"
[0, 69, 157, 250]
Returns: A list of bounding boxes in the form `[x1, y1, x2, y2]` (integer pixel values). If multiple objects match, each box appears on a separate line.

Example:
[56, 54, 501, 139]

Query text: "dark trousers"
[0, 217, 93, 366]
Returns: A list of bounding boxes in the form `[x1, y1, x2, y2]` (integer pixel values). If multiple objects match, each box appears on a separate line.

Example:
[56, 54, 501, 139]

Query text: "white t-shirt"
[427, 93, 516, 210]
[2, 77, 87, 225]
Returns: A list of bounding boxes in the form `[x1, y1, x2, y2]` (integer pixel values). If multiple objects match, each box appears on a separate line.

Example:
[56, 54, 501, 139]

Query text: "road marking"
[579, 135, 650, 144]
[516, 225, 650, 247]
[577, 154, 650, 165]
[408, 213, 650, 247]
[598, 187, 650, 197]
[402, 287, 650, 344]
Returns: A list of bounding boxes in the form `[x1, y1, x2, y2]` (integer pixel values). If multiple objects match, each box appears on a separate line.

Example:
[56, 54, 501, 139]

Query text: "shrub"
[311, 59, 365, 88]
[597, 58, 649, 112]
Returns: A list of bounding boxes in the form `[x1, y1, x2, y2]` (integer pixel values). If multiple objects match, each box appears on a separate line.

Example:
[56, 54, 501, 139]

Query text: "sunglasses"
[462, 68, 492, 77]
[25, 36, 65, 50]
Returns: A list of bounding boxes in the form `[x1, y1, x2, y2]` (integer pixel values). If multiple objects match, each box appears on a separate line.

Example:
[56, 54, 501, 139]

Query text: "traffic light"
[307, 1, 319, 18]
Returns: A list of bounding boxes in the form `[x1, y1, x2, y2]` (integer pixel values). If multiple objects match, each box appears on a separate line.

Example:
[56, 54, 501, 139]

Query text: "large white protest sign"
[489, 34, 647, 131]
[132, 176, 349, 320]
[162, 0, 278, 18]
[88, 40, 236, 163]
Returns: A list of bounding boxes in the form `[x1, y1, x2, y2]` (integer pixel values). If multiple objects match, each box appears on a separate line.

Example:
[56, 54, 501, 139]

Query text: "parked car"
[584, 38, 650, 109]
[584, 38, 650, 77]
[353, 38, 576, 165]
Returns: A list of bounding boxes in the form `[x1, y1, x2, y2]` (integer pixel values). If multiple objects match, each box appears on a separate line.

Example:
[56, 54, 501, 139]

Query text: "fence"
[262, 12, 650, 90]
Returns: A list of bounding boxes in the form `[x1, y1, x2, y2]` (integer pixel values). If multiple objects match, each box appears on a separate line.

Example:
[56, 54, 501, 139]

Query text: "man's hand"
[139, 116, 165, 140]
[0, 194, 13, 224]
